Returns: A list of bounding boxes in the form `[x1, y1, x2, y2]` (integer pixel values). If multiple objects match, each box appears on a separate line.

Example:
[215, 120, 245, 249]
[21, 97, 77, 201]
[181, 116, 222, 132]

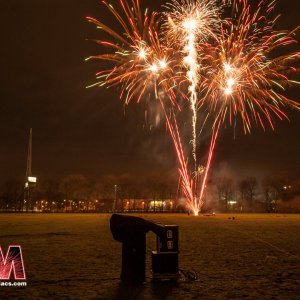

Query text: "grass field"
[0, 213, 299, 299]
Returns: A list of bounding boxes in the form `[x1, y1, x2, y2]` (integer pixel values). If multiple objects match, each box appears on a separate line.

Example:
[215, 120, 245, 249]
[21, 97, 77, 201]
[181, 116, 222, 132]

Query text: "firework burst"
[86, 0, 178, 104]
[202, 0, 300, 132]
[87, 0, 300, 216]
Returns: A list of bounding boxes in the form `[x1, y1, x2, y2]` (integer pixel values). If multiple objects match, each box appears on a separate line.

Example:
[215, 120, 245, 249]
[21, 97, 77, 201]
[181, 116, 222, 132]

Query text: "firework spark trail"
[184, 21, 198, 169]
[164, 0, 223, 171]
[198, 116, 222, 205]
[159, 99, 196, 213]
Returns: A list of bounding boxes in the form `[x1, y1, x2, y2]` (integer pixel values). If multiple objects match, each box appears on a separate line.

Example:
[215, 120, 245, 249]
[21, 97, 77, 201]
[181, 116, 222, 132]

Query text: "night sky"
[0, 0, 299, 183]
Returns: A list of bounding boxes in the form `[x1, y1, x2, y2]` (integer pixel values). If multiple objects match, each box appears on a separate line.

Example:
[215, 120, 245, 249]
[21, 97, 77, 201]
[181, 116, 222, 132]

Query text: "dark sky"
[0, 0, 299, 183]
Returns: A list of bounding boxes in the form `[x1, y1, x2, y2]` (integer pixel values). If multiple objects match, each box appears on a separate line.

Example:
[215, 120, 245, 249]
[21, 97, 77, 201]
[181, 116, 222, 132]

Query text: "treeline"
[0, 172, 300, 212]
[0, 174, 177, 212]
[205, 172, 300, 213]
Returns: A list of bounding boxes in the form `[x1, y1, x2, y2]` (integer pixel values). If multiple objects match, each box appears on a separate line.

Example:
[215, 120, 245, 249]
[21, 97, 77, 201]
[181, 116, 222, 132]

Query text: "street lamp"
[113, 184, 117, 212]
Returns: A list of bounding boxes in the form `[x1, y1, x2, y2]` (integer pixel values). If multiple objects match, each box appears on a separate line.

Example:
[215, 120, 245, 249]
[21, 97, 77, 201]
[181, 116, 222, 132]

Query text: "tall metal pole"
[24, 129, 32, 211]
[26, 128, 32, 180]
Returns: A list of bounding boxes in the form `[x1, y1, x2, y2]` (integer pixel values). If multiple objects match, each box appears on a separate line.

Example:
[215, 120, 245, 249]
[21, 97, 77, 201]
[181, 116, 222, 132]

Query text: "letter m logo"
[0, 245, 26, 280]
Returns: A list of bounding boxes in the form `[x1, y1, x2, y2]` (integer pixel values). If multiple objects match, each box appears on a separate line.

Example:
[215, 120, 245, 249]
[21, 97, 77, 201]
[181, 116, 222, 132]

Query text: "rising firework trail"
[163, 0, 224, 215]
[164, 0, 222, 168]
[87, 0, 300, 215]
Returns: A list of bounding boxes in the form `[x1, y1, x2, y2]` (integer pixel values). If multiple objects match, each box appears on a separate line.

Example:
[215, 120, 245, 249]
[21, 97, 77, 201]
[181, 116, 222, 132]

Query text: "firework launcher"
[110, 214, 179, 284]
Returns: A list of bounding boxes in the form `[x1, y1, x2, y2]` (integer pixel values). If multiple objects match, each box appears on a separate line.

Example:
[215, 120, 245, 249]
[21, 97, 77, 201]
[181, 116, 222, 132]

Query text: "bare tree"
[37, 178, 63, 209]
[239, 176, 257, 212]
[262, 172, 294, 212]
[0, 180, 23, 211]
[60, 174, 88, 210]
[216, 176, 235, 211]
